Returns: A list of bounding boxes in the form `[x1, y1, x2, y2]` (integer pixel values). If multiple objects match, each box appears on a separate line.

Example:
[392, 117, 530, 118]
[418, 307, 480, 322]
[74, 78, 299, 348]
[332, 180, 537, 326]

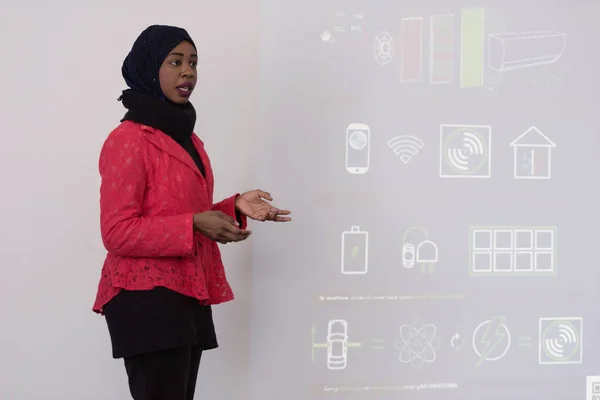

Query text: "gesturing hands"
[235, 189, 292, 222]
[193, 211, 251, 244]
[193, 189, 290, 245]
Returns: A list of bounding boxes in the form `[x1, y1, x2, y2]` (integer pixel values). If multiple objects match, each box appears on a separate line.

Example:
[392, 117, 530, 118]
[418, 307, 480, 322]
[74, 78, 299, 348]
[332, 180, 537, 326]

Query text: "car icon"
[327, 319, 348, 370]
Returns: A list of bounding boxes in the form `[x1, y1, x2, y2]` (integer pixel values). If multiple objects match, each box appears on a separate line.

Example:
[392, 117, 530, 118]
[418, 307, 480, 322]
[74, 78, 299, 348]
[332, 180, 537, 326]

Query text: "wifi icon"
[387, 135, 425, 164]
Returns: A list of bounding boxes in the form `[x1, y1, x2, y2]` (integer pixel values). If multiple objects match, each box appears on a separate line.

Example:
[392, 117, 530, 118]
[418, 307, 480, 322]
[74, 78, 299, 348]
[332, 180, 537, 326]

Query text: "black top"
[103, 138, 216, 359]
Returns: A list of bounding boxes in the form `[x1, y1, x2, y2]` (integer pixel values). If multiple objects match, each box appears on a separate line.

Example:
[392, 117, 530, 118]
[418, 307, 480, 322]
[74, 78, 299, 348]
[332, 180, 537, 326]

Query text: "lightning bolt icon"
[351, 245, 359, 259]
[476, 316, 507, 367]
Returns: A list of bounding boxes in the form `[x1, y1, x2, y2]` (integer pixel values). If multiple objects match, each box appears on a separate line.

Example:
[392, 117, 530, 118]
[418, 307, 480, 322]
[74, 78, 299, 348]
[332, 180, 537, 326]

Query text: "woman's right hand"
[193, 211, 252, 244]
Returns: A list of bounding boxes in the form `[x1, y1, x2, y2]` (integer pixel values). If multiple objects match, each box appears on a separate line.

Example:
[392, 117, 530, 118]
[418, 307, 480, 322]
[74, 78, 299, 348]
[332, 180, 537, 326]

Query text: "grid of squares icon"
[470, 226, 556, 275]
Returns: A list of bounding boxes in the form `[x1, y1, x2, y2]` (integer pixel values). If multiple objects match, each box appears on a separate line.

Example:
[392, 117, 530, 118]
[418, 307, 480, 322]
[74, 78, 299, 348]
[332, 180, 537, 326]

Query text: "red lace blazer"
[92, 121, 247, 314]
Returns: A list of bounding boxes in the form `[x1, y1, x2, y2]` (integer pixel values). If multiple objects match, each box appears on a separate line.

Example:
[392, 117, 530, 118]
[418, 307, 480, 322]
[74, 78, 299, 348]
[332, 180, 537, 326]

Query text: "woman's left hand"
[235, 189, 292, 222]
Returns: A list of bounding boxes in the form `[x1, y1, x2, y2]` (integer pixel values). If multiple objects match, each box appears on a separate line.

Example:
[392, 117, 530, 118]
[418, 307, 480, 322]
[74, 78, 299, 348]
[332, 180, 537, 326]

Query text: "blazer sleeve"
[212, 194, 248, 230]
[99, 126, 195, 258]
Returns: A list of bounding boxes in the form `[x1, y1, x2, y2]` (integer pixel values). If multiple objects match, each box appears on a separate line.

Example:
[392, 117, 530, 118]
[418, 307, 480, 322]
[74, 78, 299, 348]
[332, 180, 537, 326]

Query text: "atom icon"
[394, 319, 441, 368]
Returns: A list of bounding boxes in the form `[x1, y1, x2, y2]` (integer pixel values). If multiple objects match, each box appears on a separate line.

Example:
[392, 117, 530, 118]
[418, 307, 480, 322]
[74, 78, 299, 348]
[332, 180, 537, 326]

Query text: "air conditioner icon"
[488, 31, 567, 72]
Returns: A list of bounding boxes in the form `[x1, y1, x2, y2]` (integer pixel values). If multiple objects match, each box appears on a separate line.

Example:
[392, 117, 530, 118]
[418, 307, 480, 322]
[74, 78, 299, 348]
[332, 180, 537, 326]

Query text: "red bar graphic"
[400, 17, 423, 82]
[430, 14, 454, 84]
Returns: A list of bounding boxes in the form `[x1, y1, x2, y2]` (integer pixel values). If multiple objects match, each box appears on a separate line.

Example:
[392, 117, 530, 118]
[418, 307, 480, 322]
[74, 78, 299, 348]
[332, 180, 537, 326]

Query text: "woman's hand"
[193, 211, 252, 244]
[235, 189, 291, 222]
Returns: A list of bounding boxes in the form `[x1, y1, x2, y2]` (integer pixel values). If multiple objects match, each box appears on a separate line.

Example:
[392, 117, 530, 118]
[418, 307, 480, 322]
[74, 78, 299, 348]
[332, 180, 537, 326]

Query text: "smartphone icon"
[341, 226, 369, 274]
[345, 123, 370, 174]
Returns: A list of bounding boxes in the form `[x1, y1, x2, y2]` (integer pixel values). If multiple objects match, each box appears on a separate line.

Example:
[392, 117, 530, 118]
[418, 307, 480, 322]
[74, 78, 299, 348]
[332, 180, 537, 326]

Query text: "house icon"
[509, 126, 556, 179]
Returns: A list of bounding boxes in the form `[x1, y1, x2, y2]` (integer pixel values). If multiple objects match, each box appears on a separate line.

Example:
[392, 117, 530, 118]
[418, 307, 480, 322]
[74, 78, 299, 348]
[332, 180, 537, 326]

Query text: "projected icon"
[430, 14, 455, 84]
[461, 7, 485, 88]
[345, 123, 370, 174]
[472, 317, 511, 367]
[373, 31, 394, 65]
[387, 136, 425, 164]
[586, 375, 600, 400]
[394, 319, 440, 369]
[469, 226, 557, 276]
[440, 124, 491, 178]
[510, 126, 556, 179]
[311, 320, 361, 369]
[327, 319, 349, 370]
[451, 333, 466, 352]
[341, 226, 368, 274]
[488, 31, 567, 72]
[402, 227, 438, 275]
[400, 17, 423, 82]
[539, 317, 582, 365]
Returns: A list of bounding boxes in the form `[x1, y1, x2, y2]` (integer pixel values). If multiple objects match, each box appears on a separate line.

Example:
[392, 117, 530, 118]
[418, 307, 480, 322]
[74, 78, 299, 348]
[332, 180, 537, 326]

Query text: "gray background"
[249, 0, 600, 399]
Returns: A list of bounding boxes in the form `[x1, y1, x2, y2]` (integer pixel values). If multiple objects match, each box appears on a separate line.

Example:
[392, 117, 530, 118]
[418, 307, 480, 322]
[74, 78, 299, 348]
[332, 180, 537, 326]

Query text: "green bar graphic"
[460, 7, 484, 88]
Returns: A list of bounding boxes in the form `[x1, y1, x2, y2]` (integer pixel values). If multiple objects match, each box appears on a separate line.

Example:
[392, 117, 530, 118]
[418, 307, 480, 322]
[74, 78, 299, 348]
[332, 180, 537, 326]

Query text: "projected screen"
[250, 1, 600, 399]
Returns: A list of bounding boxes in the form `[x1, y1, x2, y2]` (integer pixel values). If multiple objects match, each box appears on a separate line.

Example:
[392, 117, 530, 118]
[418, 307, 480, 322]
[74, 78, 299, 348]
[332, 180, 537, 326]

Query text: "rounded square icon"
[514, 252, 533, 272]
[472, 251, 492, 272]
[472, 230, 492, 250]
[535, 230, 554, 250]
[493, 252, 512, 271]
[494, 230, 513, 250]
[515, 230, 533, 250]
[534, 252, 553, 272]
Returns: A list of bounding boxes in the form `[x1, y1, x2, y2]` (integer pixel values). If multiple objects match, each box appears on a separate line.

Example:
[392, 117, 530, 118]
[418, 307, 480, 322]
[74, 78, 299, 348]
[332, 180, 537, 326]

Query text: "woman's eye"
[190, 62, 197, 68]
[170, 60, 181, 66]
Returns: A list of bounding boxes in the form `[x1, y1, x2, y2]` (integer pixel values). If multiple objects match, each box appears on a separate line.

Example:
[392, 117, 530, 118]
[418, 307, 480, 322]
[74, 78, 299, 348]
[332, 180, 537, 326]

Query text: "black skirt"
[103, 287, 218, 359]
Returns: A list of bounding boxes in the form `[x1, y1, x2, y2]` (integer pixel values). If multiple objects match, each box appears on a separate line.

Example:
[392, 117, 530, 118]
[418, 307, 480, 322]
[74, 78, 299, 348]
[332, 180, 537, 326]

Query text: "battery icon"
[341, 226, 369, 275]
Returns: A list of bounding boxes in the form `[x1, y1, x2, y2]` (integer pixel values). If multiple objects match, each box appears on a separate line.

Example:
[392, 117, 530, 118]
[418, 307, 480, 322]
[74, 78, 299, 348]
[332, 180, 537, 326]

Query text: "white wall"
[0, 1, 258, 399]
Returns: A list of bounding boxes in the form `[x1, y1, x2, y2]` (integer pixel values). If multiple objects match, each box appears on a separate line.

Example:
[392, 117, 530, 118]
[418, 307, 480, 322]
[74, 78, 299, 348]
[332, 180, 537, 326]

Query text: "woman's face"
[159, 40, 198, 104]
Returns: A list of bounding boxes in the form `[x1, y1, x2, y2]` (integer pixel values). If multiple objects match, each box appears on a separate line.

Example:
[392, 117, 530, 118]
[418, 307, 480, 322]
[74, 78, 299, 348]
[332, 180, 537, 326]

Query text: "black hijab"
[118, 25, 197, 144]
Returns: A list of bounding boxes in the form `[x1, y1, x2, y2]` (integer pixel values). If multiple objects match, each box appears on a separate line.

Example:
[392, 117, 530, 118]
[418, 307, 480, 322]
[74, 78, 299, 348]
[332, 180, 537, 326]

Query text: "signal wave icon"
[447, 131, 485, 171]
[539, 317, 583, 365]
[387, 135, 424, 164]
[440, 124, 491, 178]
[545, 324, 577, 358]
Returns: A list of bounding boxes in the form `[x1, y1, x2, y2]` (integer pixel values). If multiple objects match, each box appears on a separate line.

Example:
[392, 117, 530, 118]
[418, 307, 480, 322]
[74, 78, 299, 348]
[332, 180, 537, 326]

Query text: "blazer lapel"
[191, 135, 214, 201]
[143, 126, 204, 179]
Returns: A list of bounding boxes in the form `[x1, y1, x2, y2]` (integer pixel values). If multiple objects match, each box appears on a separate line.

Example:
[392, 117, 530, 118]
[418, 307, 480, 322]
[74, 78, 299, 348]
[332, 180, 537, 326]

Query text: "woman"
[92, 25, 291, 400]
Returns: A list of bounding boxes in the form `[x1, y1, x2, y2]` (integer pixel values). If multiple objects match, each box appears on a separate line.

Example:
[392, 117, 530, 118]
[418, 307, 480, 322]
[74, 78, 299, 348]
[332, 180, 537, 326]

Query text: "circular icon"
[348, 130, 368, 150]
[395, 320, 440, 369]
[442, 127, 488, 174]
[541, 320, 580, 362]
[472, 319, 511, 362]
[373, 31, 394, 65]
